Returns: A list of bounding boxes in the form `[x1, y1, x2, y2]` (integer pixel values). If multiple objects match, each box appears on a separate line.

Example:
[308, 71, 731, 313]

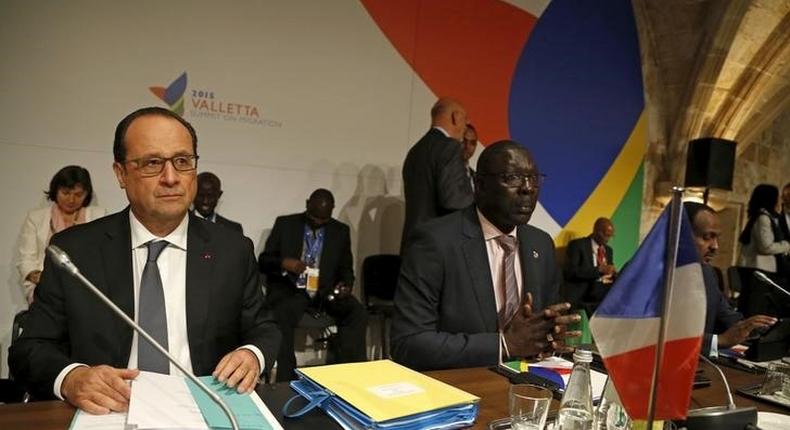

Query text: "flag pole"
[646, 186, 685, 428]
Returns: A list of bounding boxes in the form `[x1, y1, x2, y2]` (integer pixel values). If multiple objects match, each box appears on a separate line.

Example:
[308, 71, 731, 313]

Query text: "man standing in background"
[193, 172, 243, 234]
[400, 97, 473, 252]
[462, 124, 479, 191]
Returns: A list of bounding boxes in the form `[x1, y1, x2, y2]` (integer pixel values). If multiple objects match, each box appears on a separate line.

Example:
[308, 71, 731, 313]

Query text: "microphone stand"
[683, 354, 757, 430]
[753, 271, 790, 299]
[47, 245, 240, 430]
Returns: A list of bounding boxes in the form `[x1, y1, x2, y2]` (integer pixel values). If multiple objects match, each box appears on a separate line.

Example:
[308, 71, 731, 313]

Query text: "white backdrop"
[0, 0, 560, 376]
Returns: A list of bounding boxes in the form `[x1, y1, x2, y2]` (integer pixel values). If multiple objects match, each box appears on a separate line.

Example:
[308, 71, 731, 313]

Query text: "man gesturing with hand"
[392, 140, 579, 370]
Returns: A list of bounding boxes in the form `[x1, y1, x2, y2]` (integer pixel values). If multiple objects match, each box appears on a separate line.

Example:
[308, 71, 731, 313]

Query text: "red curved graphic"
[360, 0, 536, 144]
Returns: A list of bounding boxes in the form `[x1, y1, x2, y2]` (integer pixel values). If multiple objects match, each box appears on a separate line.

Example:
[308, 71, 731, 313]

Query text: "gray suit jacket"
[391, 205, 561, 370]
[400, 128, 473, 251]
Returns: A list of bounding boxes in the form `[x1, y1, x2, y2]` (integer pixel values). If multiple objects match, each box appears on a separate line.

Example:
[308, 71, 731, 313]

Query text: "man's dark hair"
[45, 165, 93, 206]
[309, 188, 335, 206]
[197, 171, 221, 189]
[683, 201, 715, 226]
[476, 140, 529, 174]
[113, 107, 198, 162]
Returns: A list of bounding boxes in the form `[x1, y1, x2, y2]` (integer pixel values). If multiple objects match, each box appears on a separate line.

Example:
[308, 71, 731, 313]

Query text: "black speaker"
[684, 138, 736, 190]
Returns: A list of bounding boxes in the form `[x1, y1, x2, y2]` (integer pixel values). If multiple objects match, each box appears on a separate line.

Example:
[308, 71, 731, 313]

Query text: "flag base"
[683, 405, 757, 430]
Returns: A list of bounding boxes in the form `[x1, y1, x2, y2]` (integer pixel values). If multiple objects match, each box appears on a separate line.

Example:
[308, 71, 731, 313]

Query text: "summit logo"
[148, 71, 282, 127]
[149, 72, 187, 115]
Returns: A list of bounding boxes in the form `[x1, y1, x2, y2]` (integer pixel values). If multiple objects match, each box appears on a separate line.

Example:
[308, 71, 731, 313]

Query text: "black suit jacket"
[215, 213, 243, 234]
[259, 213, 354, 301]
[9, 209, 280, 400]
[702, 264, 742, 355]
[401, 128, 473, 251]
[391, 205, 561, 370]
[563, 236, 613, 307]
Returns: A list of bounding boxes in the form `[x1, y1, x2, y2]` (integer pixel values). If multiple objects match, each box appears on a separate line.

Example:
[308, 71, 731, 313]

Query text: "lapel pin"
[532, 250, 539, 259]
[202, 252, 213, 260]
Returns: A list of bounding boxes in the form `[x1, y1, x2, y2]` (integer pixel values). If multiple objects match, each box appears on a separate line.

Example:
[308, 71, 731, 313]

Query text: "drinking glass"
[509, 384, 553, 430]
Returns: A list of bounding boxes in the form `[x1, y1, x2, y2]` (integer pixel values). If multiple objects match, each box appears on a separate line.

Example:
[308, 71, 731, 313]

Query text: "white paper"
[69, 410, 128, 430]
[127, 371, 208, 430]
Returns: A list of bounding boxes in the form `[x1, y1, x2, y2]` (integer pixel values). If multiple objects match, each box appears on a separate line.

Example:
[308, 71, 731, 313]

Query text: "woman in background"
[16, 165, 105, 304]
[738, 184, 790, 275]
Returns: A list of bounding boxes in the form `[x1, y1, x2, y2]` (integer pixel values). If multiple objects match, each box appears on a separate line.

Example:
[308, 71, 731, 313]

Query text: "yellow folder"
[297, 359, 480, 422]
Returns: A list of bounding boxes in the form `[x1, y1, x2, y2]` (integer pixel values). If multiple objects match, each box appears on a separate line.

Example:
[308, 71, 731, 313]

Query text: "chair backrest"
[11, 310, 28, 345]
[726, 266, 743, 295]
[362, 254, 401, 303]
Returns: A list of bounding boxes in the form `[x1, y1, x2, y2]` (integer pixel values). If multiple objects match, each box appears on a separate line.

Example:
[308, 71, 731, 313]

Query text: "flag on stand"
[589, 205, 705, 419]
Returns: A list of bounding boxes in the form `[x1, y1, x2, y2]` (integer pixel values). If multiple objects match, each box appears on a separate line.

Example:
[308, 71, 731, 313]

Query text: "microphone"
[683, 354, 757, 430]
[47, 245, 240, 430]
[753, 271, 790, 298]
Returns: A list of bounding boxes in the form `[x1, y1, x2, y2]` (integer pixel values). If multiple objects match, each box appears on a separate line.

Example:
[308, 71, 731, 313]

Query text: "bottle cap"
[573, 348, 593, 363]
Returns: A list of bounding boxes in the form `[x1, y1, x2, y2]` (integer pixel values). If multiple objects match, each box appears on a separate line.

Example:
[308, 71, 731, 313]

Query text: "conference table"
[0, 361, 786, 429]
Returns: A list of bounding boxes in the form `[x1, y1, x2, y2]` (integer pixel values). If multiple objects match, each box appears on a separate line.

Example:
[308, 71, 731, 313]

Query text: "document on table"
[68, 410, 128, 430]
[127, 371, 208, 430]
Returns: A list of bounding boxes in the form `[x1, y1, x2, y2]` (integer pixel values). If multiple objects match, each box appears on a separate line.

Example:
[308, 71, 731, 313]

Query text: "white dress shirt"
[54, 212, 263, 398]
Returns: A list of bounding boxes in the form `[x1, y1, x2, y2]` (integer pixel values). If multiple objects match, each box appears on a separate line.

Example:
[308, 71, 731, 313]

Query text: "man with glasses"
[563, 218, 617, 314]
[10, 107, 280, 414]
[391, 140, 579, 370]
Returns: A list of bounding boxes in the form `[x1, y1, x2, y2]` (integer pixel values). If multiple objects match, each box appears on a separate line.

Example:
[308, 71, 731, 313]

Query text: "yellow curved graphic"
[555, 111, 646, 246]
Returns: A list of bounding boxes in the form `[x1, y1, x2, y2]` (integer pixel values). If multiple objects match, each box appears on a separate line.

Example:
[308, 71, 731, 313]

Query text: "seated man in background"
[563, 217, 617, 314]
[391, 140, 579, 370]
[192, 171, 243, 234]
[259, 189, 367, 381]
[10, 107, 280, 413]
[685, 201, 777, 356]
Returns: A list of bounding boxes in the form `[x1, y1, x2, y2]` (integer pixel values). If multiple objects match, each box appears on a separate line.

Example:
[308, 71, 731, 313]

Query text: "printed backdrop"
[0, 0, 645, 375]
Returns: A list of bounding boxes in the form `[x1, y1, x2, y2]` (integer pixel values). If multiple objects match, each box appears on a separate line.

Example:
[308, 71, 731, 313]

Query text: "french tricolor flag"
[589, 206, 705, 419]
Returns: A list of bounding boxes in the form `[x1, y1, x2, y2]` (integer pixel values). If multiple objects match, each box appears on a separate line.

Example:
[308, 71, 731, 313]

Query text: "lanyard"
[303, 225, 325, 266]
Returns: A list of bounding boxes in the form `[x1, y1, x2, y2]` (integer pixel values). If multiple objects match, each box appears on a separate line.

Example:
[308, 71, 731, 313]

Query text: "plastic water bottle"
[557, 349, 594, 430]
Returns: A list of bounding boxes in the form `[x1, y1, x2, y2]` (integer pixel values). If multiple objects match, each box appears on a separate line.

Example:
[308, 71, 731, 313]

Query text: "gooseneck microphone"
[753, 271, 790, 298]
[47, 245, 240, 430]
[683, 354, 757, 430]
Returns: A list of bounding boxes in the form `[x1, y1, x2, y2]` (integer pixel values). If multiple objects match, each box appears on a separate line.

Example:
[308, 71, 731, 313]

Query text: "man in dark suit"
[563, 218, 616, 314]
[684, 202, 776, 356]
[259, 189, 367, 381]
[401, 98, 473, 251]
[462, 124, 479, 191]
[193, 171, 244, 234]
[10, 107, 280, 414]
[391, 140, 579, 370]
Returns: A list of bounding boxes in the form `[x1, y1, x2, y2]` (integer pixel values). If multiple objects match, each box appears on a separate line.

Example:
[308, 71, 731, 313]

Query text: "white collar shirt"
[128, 211, 193, 376]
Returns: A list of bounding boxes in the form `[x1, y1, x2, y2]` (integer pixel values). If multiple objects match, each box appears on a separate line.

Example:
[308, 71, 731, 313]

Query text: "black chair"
[1, 310, 30, 403]
[362, 254, 400, 359]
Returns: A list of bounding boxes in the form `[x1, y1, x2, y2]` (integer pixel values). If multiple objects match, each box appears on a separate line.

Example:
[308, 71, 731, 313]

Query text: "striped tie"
[495, 235, 519, 328]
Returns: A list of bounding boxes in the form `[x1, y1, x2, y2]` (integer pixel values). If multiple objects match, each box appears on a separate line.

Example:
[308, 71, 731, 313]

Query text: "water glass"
[510, 384, 553, 430]
[760, 362, 790, 395]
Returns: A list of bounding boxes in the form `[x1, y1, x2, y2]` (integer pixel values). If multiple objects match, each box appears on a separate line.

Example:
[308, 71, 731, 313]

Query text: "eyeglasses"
[479, 172, 546, 189]
[124, 155, 199, 176]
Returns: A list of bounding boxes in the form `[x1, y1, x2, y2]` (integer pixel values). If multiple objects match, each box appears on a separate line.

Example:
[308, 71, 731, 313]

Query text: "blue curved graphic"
[508, 0, 644, 226]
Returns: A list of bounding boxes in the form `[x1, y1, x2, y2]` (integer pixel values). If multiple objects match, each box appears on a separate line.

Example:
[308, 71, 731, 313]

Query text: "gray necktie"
[495, 235, 519, 328]
[138, 240, 169, 373]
